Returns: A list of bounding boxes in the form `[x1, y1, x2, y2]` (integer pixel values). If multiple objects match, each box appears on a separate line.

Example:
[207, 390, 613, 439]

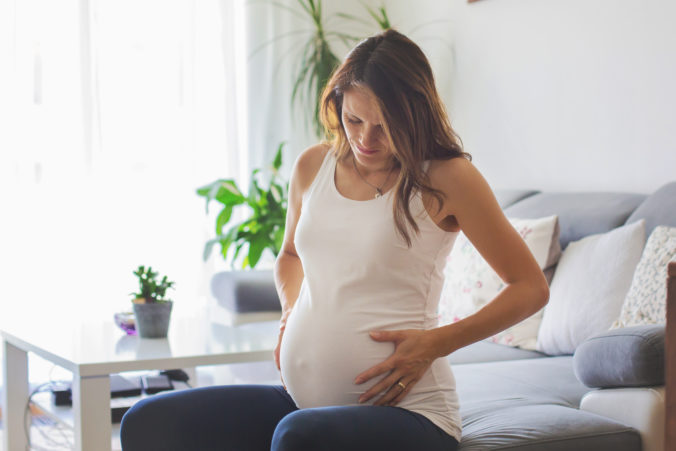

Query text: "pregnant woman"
[121, 29, 548, 451]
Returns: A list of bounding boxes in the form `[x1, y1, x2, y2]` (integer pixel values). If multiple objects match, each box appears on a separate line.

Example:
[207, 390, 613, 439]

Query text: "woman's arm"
[273, 143, 329, 370]
[356, 157, 549, 405]
[427, 157, 550, 357]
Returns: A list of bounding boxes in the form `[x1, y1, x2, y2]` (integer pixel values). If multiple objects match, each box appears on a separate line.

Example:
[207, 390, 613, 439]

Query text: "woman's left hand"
[354, 329, 440, 406]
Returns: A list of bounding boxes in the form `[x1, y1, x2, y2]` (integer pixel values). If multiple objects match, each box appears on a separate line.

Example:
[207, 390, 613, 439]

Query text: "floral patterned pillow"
[438, 215, 561, 350]
[611, 225, 676, 329]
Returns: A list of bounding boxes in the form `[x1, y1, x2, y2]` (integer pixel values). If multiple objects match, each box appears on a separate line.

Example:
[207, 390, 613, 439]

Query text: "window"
[0, 0, 246, 346]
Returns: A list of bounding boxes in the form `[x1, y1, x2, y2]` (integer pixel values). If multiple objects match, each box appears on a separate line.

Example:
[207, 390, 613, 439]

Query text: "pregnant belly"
[279, 307, 395, 408]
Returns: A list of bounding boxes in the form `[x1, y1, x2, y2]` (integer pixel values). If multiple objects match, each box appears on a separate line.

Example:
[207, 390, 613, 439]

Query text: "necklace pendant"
[375, 189, 382, 199]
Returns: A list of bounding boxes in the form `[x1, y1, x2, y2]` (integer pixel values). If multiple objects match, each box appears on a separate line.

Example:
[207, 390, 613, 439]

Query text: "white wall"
[369, 0, 676, 193]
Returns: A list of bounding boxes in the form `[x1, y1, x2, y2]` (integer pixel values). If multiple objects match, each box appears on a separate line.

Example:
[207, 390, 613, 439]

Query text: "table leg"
[2, 340, 29, 451]
[184, 367, 197, 384]
[72, 374, 112, 451]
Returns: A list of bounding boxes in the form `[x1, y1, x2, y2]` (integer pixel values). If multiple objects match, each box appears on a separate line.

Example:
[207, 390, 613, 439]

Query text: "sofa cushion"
[454, 357, 590, 408]
[454, 357, 641, 450]
[458, 404, 641, 451]
[625, 181, 676, 235]
[503, 192, 646, 250]
[612, 225, 676, 329]
[536, 220, 646, 355]
[439, 215, 561, 350]
[448, 340, 547, 365]
[211, 270, 281, 313]
[573, 325, 665, 388]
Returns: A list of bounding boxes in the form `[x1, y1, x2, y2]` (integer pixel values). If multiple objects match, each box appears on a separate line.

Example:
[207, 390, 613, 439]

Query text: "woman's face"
[341, 86, 393, 170]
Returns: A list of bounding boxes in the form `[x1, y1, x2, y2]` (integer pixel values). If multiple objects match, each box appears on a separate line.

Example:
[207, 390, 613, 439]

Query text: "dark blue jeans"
[120, 384, 459, 451]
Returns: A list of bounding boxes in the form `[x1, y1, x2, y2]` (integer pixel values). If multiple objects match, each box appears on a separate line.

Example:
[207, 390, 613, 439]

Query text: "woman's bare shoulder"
[427, 157, 477, 190]
[291, 142, 332, 193]
[426, 157, 492, 214]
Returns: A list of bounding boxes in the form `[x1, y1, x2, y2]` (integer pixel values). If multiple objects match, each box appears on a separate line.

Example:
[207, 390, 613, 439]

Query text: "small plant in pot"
[130, 265, 176, 338]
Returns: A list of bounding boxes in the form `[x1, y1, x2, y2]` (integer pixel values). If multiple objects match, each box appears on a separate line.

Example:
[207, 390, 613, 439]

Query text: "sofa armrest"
[580, 387, 664, 451]
[573, 325, 664, 389]
[208, 270, 282, 326]
[666, 261, 676, 450]
[210, 270, 281, 313]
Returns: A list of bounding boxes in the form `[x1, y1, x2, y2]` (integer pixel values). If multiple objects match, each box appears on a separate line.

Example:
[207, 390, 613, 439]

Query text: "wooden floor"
[0, 416, 75, 451]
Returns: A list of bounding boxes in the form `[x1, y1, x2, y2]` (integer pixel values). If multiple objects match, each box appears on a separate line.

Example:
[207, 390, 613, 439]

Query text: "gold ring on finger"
[397, 381, 406, 390]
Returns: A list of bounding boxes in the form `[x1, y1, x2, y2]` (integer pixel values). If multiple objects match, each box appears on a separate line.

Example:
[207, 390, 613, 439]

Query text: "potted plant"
[130, 265, 176, 338]
[196, 143, 288, 269]
[196, 144, 288, 324]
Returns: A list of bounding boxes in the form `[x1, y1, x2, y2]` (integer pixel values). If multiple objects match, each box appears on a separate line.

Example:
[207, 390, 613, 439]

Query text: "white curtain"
[0, 0, 247, 324]
[243, 0, 317, 184]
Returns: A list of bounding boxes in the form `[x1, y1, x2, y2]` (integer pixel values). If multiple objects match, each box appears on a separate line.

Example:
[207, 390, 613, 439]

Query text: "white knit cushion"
[611, 225, 676, 329]
[536, 220, 646, 355]
[439, 215, 561, 350]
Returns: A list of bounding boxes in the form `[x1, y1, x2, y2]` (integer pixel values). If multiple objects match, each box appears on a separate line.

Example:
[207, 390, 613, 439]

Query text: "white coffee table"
[1, 315, 278, 451]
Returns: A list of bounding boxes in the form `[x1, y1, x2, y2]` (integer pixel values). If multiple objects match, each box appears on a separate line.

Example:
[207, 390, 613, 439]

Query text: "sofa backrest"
[625, 181, 676, 235]
[495, 189, 540, 209]
[502, 192, 647, 250]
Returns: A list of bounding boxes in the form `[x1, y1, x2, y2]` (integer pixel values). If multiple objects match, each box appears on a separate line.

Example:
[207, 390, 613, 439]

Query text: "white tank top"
[280, 149, 462, 441]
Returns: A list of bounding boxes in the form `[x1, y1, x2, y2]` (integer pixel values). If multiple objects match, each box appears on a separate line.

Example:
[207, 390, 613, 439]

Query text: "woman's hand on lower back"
[353, 329, 441, 406]
[273, 329, 283, 371]
[274, 309, 292, 389]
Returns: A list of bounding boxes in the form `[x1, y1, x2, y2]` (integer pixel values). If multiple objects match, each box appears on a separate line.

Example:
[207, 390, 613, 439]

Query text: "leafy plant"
[290, 0, 341, 139]
[337, 2, 391, 30]
[130, 266, 175, 304]
[196, 142, 288, 269]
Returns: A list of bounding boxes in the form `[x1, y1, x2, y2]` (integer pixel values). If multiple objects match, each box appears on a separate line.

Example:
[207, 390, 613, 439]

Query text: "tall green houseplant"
[197, 143, 288, 269]
[289, 0, 340, 139]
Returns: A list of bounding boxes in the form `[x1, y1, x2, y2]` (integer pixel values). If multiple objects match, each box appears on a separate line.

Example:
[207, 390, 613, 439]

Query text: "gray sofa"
[211, 181, 676, 450]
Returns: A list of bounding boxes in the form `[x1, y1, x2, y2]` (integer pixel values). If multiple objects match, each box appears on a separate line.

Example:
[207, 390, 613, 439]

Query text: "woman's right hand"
[273, 327, 284, 371]
[274, 309, 292, 388]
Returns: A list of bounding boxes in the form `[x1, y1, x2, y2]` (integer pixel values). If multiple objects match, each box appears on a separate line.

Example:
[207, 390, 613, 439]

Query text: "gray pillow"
[573, 325, 665, 388]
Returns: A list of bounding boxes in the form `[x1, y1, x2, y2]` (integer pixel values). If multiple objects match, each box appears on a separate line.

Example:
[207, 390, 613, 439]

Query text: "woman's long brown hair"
[320, 29, 471, 246]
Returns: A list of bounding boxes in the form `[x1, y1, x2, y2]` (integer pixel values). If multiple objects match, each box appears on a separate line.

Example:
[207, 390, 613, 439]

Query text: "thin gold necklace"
[351, 155, 396, 199]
